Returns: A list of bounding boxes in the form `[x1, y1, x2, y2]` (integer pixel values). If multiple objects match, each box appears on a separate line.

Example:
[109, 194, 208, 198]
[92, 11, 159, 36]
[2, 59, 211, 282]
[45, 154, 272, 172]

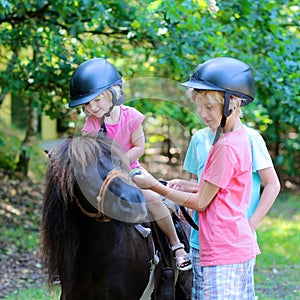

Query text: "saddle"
[135, 199, 190, 300]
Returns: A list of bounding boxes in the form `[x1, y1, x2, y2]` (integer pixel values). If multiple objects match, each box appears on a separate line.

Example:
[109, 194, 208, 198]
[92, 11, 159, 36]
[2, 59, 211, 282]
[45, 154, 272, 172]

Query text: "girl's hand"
[167, 179, 183, 190]
[132, 168, 159, 189]
[248, 218, 257, 233]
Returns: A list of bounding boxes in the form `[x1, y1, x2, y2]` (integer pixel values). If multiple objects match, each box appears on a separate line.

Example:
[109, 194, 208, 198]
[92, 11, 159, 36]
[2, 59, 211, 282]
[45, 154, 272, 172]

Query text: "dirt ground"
[0, 171, 46, 298]
[0, 162, 187, 299]
[0, 163, 299, 299]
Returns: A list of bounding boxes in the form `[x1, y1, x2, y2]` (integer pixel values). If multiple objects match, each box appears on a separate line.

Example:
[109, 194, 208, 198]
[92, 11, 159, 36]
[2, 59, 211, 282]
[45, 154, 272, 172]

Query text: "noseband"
[76, 169, 129, 223]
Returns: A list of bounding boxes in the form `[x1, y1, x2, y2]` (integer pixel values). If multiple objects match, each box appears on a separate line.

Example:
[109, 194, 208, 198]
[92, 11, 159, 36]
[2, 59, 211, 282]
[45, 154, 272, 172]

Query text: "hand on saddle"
[131, 168, 159, 189]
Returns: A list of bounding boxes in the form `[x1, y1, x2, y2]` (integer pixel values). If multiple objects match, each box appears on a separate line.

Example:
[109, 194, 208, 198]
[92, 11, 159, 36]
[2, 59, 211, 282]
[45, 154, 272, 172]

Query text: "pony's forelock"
[70, 136, 103, 171]
[46, 135, 130, 205]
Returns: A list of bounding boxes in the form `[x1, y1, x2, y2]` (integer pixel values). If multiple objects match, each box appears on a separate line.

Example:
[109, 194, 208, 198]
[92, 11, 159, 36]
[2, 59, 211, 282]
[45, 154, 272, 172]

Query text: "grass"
[1, 227, 39, 253]
[2, 190, 299, 299]
[255, 192, 300, 299]
[3, 286, 61, 300]
[0, 123, 299, 299]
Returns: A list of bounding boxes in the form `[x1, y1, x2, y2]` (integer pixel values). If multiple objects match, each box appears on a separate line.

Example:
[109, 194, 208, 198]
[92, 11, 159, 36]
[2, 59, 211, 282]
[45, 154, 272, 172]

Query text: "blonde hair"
[82, 84, 123, 115]
[188, 89, 243, 117]
[103, 84, 123, 102]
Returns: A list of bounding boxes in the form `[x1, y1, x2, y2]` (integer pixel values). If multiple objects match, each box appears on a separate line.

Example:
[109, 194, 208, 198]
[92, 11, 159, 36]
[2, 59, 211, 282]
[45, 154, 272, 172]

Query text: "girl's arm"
[248, 167, 280, 231]
[168, 178, 199, 193]
[127, 125, 145, 163]
[134, 169, 219, 211]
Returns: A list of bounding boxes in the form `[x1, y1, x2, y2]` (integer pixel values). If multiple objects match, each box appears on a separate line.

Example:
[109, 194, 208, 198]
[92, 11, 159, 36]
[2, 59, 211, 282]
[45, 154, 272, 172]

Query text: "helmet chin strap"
[102, 87, 119, 118]
[212, 118, 225, 145]
[212, 91, 232, 145]
[98, 87, 122, 135]
[96, 117, 106, 136]
[102, 104, 115, 118]
[97, 103, 114, 137]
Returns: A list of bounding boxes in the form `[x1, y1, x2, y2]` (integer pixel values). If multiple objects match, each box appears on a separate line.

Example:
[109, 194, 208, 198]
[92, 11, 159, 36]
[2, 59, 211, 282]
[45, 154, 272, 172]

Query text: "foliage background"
[0, 1, 299, 298]
[0, 0, 299, 183]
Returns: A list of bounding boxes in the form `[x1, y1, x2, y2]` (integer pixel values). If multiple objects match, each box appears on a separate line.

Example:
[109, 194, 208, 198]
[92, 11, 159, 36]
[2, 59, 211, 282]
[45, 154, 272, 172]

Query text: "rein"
[76, 169, 129, 223]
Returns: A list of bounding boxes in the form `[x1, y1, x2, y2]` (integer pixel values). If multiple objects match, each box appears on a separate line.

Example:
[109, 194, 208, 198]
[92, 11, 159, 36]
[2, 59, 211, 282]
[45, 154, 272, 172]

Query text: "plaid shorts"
[191, 247, 202, 300]
[199, 258, 256, 299]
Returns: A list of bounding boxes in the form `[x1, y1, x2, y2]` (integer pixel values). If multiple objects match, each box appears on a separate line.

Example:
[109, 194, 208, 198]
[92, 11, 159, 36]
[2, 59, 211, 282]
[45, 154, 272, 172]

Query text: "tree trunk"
[16, 96, 38, 177]
[0, 91, 8, 106]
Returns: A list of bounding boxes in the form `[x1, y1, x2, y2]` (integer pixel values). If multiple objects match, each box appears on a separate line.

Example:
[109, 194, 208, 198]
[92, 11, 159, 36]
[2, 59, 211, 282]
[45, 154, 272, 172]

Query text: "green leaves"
[0, 0, 299, 181]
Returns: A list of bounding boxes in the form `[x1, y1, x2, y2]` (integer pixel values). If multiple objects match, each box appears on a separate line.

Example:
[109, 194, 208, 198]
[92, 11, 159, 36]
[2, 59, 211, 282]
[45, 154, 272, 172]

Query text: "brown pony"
[40, 135, 191, 299]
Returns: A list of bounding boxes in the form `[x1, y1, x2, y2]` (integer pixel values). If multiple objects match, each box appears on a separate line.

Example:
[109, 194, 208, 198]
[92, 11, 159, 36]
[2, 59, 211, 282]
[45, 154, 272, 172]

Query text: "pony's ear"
[44, 150, 51, 159]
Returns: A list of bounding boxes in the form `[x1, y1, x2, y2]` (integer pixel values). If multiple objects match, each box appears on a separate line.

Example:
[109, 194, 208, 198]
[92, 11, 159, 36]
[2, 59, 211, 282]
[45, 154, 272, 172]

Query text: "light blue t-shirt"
[183, 125, 273, 250]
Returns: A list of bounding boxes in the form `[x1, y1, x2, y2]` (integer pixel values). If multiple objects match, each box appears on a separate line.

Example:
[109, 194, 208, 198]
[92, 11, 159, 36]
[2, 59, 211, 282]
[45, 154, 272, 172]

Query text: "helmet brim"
[181, 80, 226, 92]
[68, 87, 107, 108]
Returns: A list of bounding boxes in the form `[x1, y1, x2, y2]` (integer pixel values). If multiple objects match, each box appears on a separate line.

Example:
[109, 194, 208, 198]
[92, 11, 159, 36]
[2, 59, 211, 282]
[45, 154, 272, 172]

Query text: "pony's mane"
[41, 134, 130, 286]
[47, 135, 129, 204]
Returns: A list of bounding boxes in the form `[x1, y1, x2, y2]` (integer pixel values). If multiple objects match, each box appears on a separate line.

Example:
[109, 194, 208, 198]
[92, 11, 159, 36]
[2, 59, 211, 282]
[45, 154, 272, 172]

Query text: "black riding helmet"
[182, 57, 255, 144]
[69, 58, 124, 108]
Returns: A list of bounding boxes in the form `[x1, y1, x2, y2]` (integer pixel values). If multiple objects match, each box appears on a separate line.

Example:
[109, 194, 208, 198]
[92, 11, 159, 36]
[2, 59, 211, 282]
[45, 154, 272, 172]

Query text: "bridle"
[75, 169, 129, 223]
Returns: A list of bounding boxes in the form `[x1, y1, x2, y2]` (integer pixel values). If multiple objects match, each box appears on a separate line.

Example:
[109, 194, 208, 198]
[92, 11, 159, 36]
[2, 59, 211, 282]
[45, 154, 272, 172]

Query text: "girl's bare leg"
[142, 189, 191, 270]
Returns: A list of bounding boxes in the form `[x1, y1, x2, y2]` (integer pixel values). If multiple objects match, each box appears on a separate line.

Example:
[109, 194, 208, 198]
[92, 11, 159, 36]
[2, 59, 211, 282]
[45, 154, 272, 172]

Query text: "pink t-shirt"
[82, 105, 145, 169]
[199, 128, 260, 266]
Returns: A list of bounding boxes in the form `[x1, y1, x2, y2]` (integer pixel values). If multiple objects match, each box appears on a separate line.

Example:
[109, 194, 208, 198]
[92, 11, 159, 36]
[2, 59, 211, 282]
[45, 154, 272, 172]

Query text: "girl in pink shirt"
[69, 58, 192, 271]
[134, 57, 260, 298]
[82, 104, 145, 170]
